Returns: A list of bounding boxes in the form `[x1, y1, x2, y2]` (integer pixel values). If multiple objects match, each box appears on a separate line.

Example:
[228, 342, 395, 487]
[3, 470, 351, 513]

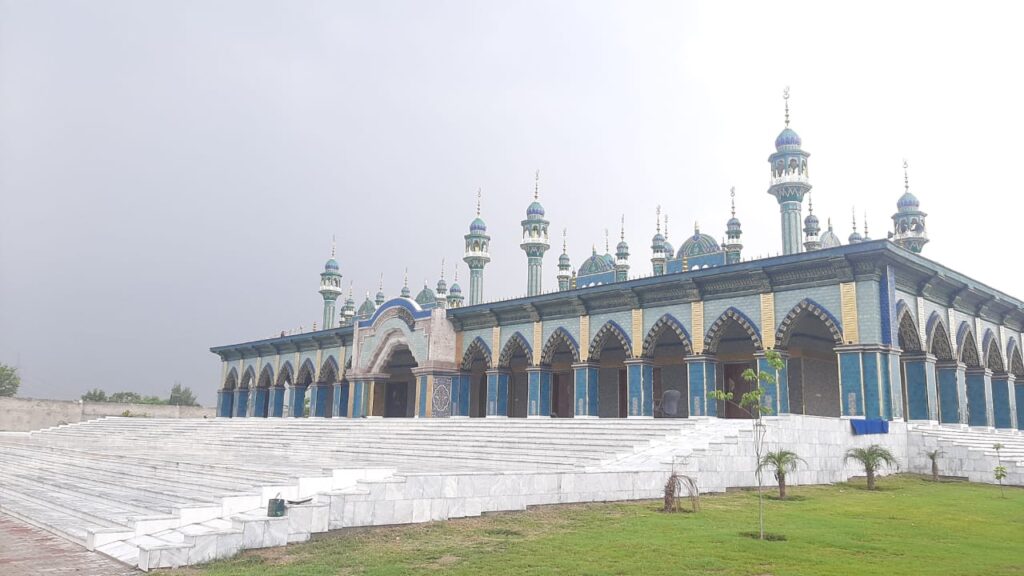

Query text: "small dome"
[804, 213, 819, 227]
[526, 201, 545, 218]
[727, 217, 742, 232]
[324, 258, 339, 272]
[357, 298, 376, 317]
[436, 277, 447, 293]
[616, 240, 629, 253]
[470, 217, 487, 233]
[651, 232, 665, 248]
[775, 127, 802, 150]
[375, 289, 386, 303]
[848, 231, 863, 244]
[449, 282, 462, 295]
[559, 251, 571, 266]
[579, 249, 615, 276]
[415, 285, 436, 306]
[897, 191, 920, 211]
[820, 228, 841, 249]
[677, 232, 721, 259]
[400, 284, 411, 298]
[662, 240, 674, 257]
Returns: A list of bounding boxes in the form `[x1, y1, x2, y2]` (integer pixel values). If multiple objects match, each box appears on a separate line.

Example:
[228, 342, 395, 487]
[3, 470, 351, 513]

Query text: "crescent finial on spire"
[476, 187, 482, 216]
[730, 186, 736, 218]
[534, 170, 540, 200]
[440, 257, 445, 280]
[620, 215, 625, 241]
[903, 159, 909, 192]
[331, 234, 336, 258]
[562, 228, 567, 252]
[783, 86, 791, 127]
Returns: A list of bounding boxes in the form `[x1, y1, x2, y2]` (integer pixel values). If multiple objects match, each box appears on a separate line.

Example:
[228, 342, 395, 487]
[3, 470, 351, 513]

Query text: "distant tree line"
[81, 382, 199, 406]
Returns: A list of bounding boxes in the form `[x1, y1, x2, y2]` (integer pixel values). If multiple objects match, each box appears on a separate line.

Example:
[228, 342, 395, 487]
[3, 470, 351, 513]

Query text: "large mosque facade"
[211, 97, 1024, 431]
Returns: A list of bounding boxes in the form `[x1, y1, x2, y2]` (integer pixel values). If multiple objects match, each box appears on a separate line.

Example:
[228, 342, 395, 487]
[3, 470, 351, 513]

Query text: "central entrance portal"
[373, 344, 417, 418]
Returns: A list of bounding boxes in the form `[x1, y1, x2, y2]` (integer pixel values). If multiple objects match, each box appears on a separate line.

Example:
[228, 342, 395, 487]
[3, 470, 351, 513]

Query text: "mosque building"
[211, 92, 1023, 431]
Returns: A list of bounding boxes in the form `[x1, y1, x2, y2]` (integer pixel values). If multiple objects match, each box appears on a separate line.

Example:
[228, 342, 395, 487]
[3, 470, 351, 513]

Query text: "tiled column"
[902, 352, 938, 421]
[571, 363, 599, 417]
[451, 373, 471, 417]
[623, 359, 653, 417]
[754, 351, 789, 416]
[290, 384, 308, 418]
[332, 381, 349, 418]
[218, 389, 234, 418]
[485, 369, 509, 417]
[991, 373, 1014, 429]
[935, 361, 963, 424]
[965, 368, 991, 427]
[310, 384, 330, 417]
[234, 388, 250, 418]
[834, 345, 898, 419]
[270, 386, 285, 417]
[526, 367, 553, 417]
[685, 355, 717, 417]
[253, 387, 269, 418]
[1015, 380, 1024, 430]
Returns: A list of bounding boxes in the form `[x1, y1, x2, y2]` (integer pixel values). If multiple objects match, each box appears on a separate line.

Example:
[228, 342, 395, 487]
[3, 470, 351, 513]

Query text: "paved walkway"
[0, 513, 137, 575]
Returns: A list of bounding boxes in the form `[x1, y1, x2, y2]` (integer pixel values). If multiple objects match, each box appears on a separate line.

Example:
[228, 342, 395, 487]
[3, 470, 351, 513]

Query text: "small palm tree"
[924, 449, 943, 482]
[758, 450, 805, 499]
[845, 444, 898, 490]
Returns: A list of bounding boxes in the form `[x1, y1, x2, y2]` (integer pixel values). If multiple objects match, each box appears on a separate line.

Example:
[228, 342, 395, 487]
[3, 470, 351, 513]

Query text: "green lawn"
[160, 475, 1024, 576]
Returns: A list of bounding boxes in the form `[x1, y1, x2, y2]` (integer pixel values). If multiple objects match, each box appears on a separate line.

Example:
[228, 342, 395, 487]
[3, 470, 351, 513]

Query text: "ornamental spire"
[379, 272, 384, 291]
[783, 86, 790, 127]
[476, 187, 482, 216]
[562, 228, 567, 252]
[730, 186, 736, 217]
[852, 207, 857, 233]
[440, 257, 445, 280]
[903, 159, 910, 192]
[331, 234, 336, 258]
[808, 191, 814, 214]
[656, 205, 662, 234]
[534, 169, 540, 200]
[620, 215, 625, 241]
[664, 214, 670, 240]
[604, 228, 609, 253]
[864, 211, 869, 238]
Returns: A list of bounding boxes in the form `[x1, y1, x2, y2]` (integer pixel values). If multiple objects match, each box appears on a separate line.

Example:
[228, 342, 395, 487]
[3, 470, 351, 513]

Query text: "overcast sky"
[2, 1, 1022, 405]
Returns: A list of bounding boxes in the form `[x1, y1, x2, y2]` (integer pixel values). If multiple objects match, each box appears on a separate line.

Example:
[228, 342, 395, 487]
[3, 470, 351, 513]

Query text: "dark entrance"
[385, 381, 410, 417]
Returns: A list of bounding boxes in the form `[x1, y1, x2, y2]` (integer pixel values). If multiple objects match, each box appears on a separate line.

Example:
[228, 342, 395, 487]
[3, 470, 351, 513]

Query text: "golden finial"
[783, 86, 791, 127]
[730, 187, 736, 218]
[476, 187, 482, 216]
[903, 159, 909, 192]
[534, 170, 540, 200]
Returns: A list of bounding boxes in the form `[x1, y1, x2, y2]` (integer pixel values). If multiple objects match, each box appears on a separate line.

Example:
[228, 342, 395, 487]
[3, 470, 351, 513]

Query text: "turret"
[375, 273, 386, 307]
[319, 239, 343, 329]
[724, 188, 743, 264]
[520, 171, 550, 296]
[557, 229, 573, 291]
[463, 189, 491, 305]
[435, 259, 448, 309]
[767, 88, 812, 255]
[848, 209, 863, 244]
[803, 193, 822, 251]
[447, 268, 464, 308]
[615, 216, 630, 282]
[650, 206, 666, 276]
[400, 268, 411, 299]
[341, 283, 356, 325]
[891, 161, 929, 253]
[357, 292, 376, 320]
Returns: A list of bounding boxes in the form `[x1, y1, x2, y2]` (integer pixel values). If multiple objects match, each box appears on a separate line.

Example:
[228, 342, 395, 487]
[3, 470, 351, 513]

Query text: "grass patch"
[156, 475, 1024, 576]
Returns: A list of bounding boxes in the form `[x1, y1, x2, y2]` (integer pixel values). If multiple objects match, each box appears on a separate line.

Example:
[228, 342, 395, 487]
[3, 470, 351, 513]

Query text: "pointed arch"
[223, 367, 238, 390]
[1008, 338, 1024, 377]
[704, 307, 762, 355]
[588, 320, 633, 362]
[983, 329, 1005, 373]
[641, 314, 693, 358]
[774, 299, 843, 350]
[925, 312, 954, 361]
[957, 322, 981, 367]
[896, 305, 922, 352]
[366, 328, 420, 374]
[275, 361, 294, 387]
[319, 355, 339, 383]
[239, 366, 256, 389]
[344, 356, 352, 371]
[498, 332, 533, 368]
[296, 358, 316, 385]
[460, 337, 493, 370]
[258, 364, 274, 388]
[539, 327, 581, 365]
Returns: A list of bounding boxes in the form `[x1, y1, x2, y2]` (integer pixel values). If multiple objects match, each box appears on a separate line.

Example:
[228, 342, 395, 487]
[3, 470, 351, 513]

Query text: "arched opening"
[985, 332, 1011, 428]
[255, 365, 273, 418]
[221, 368, 238, 417]
[706, 309, 762, 419]
[897, 308, 924, 420]
[927, 315, 958, 423]
[589, 322, 631, 418]
[958, 326, 984, 426]
[643, 316, 692, 418]
[273, 362, 293, 418]
[461, 339, 491, 418]
[498, 334, 531, 418]
[237, 367, 255, 417]
[317, 357, 339, 418]
[295, 360, 315, 418]
[376, 345, 417, 418]
[777, 301, 843, 417]
[541, 329, 579, 418]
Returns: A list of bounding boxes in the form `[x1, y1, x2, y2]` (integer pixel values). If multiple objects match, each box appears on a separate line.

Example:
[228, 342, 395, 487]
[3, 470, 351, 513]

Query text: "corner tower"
[892, 161, 928, 253]
[319, 240, 343, 329]
[724, 188, 743, 264]
[463, 189, 491, 305]
[520, 171, 550, 296]
[767, 88, 812, 255]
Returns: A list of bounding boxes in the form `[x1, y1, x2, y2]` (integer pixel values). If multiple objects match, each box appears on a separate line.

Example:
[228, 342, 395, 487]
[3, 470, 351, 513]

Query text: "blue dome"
[436, 278, 447, 293]
[775, 127, 802, 150]
[662, 240, 674, 256]
[897, 191, 920, 210]
[415, 286, 437, 306]
[449, 282, 462, 294]
[677, 232, 721, 259]
[579, 250, 615, 276]
[727, 217, 742, 231]
[527, 201, 545, 218]
[848, 231, 863, 244]
[357, 298, 376, 317]
[616, 240, 629, 255]
[651, 232, 665, 248]
[559, 252, 571, 266]
[470, 217, 487, 233]
[324, 258, 339, 272]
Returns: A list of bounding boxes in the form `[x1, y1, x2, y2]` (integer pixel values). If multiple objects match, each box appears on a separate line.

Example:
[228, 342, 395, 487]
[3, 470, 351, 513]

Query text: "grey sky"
[2, 1, 1022, 406]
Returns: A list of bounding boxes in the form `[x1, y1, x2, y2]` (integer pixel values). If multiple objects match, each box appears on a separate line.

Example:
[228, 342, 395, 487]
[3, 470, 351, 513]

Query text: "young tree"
[168, 383, 198, 406]
[708, 348, 785, 540]
[81, 388, 108, 402]
[844, 444, 898, 490]
[0, 364, 21, 397]
[759, 450, 805, 499]
[993, 443, 1007, 498]
[924, 449, 943, 482]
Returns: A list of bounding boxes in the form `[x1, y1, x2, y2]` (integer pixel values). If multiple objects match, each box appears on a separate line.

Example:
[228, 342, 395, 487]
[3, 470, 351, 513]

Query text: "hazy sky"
[2, 1, 1023, 405]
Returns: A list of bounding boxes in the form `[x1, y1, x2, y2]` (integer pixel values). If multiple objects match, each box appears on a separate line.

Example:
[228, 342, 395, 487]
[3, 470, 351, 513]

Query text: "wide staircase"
[908, 423, 1024, 484]
[0, 417, 747, 570]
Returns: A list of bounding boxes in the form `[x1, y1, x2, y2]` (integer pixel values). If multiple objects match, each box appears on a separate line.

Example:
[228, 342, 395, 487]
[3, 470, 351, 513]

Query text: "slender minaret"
[319, 237, 343, 329]
[521, 171, 550, 296]
[615, 216, 630, 282]
[400, 268, 411, 298]
[557, 229, 572, 291]
[463, 189, 491, 305]
[375, 273, 386, 306]
[768, 87, 812, 255]
[341, 282, 356, 325]
[724, 187, 743, 264]
[448, 267, 465, 308]
[892, 160, 929, 253]
[435, 259, 448, 309]
[848, 208, 863, 244]
[651, 205, 666, 276]
[803, 193, 822, 251]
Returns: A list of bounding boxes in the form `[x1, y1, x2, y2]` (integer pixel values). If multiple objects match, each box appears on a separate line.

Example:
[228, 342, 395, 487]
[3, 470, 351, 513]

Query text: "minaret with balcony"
[767, 88, 812, 255]
[463, 189, 491, 305]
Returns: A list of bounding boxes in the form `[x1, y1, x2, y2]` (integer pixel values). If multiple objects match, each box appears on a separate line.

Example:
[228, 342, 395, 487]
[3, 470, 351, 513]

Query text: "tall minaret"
[615, 216, 630, 282]
[319, 238, 343, 329]
[892, 160, 929, 253]
[557, 229, 572, 291]
[768, 87, 812, 255]
[650, 206, 666, 276]
[521, 171, 550, 296]
[463, 189, 491, 305]
[803, 193, 822, 251]
[724, 188, 743, 264]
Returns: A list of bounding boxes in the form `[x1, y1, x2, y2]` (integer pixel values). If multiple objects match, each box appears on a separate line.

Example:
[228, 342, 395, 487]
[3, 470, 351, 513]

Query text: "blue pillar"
[291, 384, 308, 418]
[234, 388, 249, 418]
[685, 355, 717, 417]
[351, 381, 366, 417]
[253, 388, 268, 417]
[991, 374, 1013, 429]
[451, 373, 471, 417]
[624, 359, 653, 417]
[754, 352, 789, 415]
[270, 387, 285, 417]
[332, 382, 349, 418]
[485, 369, 509, 417]
[1015, 381, 1024, 430]
[310, 384, 329, 417]
[935, 362, 962, 424]
[416, 374, 429, 418]
[836, 346, 865, 417]
[902, 353, 938, 421]
[965, 368, 990, 427]
[218, 389, 234, 417]
[571, 363, 600, 417]
[526, 367, 553, 417]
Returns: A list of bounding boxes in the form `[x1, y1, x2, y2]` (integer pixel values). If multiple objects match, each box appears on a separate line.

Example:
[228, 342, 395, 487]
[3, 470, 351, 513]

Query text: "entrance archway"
[220, 368, 238, 417]
[705, 308, 762, 419]
[588, 322, 631, 418]
[256, 365, 273, 418]
[237, 367, 255, 417]
[642, 315, 692, 418]
[377, 345, 417, 418]
[541, 328, 579, 418]
[498, 333, 531, 418]
[776, 300, 843, 417]
[460, 338, 491, 418]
